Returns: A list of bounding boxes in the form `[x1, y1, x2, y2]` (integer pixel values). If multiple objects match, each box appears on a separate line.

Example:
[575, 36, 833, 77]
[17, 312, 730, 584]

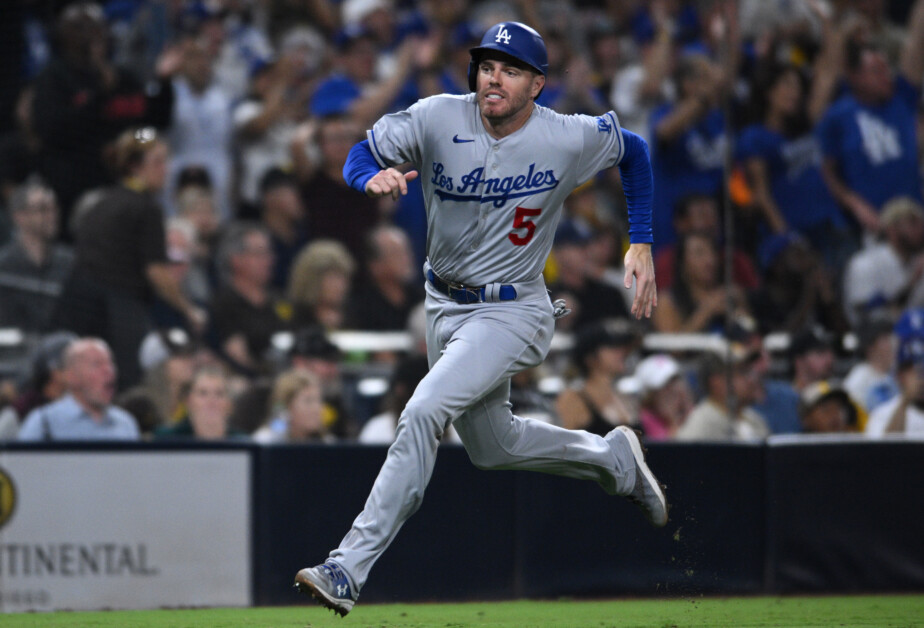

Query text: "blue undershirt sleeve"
[617, 129, 654, 244]
[343, 140, 382, 194]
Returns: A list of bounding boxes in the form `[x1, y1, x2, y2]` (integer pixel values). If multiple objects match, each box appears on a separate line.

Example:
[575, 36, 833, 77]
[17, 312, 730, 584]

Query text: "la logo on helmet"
[495, 26, 511, 44]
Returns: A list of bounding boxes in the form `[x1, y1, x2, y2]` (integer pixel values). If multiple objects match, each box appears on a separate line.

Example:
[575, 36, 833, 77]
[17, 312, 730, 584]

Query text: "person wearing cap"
[748, 230, 848, 335]
[233, 55, 306, 215]
[164, 36, 234, 221]
[547, 219, 631, 330]
[257, 168, 309, 291]
[555, 319, 640, 437]
[865, 336, 924, 436]
[676, 351, 770, 441]
[289, 326, 356, 439]
[789, 324, 837, 394]
[842, 196, 924, 327]
[800, 381, 864, 433]
[632, 354, 693, 441]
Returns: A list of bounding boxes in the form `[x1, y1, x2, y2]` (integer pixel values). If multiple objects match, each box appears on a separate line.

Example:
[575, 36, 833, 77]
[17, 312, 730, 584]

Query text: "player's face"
[476, 57, 544, 126]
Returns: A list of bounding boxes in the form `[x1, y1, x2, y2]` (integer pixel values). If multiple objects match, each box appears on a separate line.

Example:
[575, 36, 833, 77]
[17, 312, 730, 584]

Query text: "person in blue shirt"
[817, 0, 924, 237]
[738, 62, 853, 273]
[649, 52, 728, 252]
[17, 338, 140, 441]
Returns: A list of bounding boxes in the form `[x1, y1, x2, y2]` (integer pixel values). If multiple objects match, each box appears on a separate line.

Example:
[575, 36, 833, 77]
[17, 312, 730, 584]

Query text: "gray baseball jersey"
[367, 93, 625, 286]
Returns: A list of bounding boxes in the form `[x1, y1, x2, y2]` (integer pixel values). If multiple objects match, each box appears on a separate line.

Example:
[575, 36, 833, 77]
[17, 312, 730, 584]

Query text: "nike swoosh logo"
[452, 135, 474, 143]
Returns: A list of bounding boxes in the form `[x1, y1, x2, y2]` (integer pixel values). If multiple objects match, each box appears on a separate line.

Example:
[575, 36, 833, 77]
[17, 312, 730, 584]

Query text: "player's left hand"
[366, 168, 419, 200]
[624, 243, 658, 319]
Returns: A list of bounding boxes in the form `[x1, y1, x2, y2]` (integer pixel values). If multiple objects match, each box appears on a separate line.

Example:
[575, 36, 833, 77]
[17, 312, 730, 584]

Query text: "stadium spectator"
[309, 22, 435, 128]
[789, 324, 838, 394]
[233, 56, 307, 215]
[174, 166, 220, 304]
[298, 114, 382, 264]
[288, 239, 356, 331]
[359, 352, 461, 445]
[253, 369, 334, 443]
[816, 0, 924, 237]
[59, 127, 206, 390]
[208, 221, 293, 376]
[607, 0, 676, 146]
[0, 179, 74, 332]
[799, 380, 863, 434]
[0, 87, 42, 208]
[676, 351, 770, 441]
[0, 330, 76, 440]
[154, 365, 244, 440]
[652, 231, 750, 334]
[30, 2, 174, 231]
[556, 319, 640, 437]
[165, 35, 234, 221]
[737, 58, 852, 273]
[535, 28, 607, 115]
[547, 219, 631, 330]
[124, 327, 203, 430]
[289, 326, 357, 440]
[631, 353, 694, 441]
[843, 316, 900, 414]
[748, 231, 848, 335]
[210, 1, 274, 102]
[649, 51, 730, 251]
[258, 168, 309, 291]
[345, 225, 422, 331]
[149, 217, 204, 333]
[866, 335, 924, 436]
[842, 197, 924, 327]
[653, 192, 760, 292]
[17, 337, 140, 441]
[730, 314, 803, 435]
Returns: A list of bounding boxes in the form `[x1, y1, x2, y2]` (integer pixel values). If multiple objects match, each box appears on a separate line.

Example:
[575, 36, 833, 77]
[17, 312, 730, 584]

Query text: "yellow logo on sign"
[0, 466, 16, 529]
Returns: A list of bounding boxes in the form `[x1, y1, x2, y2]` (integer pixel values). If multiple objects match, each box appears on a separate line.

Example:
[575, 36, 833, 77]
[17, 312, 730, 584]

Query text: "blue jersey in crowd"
[649, 104, 726, 250]
[816, 76, 923, 210]
[737, 125, 845, 233]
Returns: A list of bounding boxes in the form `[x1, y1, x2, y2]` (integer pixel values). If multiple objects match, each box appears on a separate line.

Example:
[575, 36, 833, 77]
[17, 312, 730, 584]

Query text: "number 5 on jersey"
[508, 206, 542, 245]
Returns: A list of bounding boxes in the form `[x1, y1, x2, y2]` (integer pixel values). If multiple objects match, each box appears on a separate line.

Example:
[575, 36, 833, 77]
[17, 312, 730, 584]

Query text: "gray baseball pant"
[329, 280, 637, 591]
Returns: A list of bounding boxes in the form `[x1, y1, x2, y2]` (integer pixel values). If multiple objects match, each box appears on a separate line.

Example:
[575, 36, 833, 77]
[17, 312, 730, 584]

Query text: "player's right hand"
[366, 168, 419, 200]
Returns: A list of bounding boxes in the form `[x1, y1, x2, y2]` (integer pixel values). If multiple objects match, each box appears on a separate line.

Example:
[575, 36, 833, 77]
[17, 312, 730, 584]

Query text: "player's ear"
[531, 74, 545, 100]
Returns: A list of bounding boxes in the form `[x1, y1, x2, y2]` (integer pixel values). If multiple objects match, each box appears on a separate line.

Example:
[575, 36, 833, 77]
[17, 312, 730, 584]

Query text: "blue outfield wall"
[4, 438, 922, 608]
[254, 438, 924, 606]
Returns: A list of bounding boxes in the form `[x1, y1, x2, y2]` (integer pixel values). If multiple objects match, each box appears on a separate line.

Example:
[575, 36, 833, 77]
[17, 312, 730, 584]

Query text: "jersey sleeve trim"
[608, 111, 625, 163]
[367, 129, 389, 169]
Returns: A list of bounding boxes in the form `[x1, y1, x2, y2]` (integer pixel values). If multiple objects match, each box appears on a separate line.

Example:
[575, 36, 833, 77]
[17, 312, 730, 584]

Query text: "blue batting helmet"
[468, 22, 548, 92]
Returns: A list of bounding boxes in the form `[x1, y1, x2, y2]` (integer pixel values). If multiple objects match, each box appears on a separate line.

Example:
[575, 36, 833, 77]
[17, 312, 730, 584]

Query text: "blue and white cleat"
[613, 426, 669, 527]
[294, 560, 357, 617]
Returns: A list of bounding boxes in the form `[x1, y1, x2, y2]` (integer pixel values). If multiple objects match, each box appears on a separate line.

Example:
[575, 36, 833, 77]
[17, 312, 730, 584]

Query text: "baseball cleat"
[294, 560, 357, 617]
[614, 426, 669, 527]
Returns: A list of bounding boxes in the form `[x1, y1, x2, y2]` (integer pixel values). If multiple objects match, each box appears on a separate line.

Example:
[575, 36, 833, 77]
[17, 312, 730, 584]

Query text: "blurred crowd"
[1, 0, 924, 444]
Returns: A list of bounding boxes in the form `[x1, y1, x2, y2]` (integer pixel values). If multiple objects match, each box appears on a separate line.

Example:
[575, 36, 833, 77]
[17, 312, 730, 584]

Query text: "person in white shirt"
[866, 336, 924, 436]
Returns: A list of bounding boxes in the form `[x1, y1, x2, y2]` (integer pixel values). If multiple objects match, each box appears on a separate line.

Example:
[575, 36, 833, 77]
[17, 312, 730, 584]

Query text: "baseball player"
[295, 22, 665, 616]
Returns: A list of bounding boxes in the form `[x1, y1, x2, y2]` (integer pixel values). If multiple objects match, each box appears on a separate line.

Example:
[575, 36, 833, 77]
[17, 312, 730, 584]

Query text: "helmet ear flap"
[467, 58, 478, 92]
